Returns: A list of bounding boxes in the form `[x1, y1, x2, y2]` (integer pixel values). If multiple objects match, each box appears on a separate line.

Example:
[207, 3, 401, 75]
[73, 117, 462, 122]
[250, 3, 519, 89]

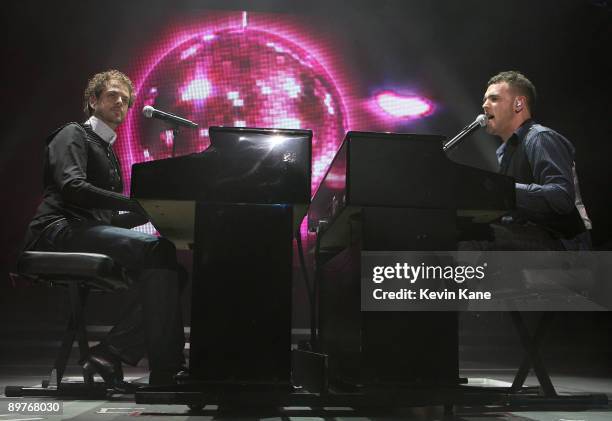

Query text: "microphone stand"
[171, 124, 180, 158]
[443, 126, 473, 152]
[443, 116, 487, 153]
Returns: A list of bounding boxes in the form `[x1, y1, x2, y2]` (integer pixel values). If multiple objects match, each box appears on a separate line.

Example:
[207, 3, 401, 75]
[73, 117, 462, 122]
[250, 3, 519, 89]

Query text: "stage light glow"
[181, 77, 212, 101]
[274, 117, 301, 129]
[375, 91, 433, 118]
[181, 45, 200, 60]
[268, 135, 288, 148]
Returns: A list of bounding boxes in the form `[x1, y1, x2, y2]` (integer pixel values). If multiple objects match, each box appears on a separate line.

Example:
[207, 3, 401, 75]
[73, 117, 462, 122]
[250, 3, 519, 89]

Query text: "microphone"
[443, 114, 488, 152]
[142, 105, 198, 128]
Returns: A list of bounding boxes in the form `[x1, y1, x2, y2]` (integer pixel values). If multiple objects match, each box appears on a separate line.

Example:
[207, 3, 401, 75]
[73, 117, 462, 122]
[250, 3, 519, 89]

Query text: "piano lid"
[308, 130, 515, 238]
[131, 126, 312, 205]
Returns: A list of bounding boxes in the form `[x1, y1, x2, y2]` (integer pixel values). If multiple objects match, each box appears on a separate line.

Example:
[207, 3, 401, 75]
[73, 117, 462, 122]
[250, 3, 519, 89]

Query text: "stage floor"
[1, 365, 611, 420]
[1, 325, 610, 420]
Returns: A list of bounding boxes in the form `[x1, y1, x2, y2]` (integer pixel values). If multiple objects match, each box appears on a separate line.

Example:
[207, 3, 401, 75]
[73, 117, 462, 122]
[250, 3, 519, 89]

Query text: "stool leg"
[61, 284, 92, 386]
[51, 314, 78, 385]
[70, 284, 91, 364]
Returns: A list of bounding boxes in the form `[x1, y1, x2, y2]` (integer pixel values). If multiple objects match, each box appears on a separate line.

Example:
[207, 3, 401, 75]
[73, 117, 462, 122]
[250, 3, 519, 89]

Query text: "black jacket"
[23, 122, 146, 250]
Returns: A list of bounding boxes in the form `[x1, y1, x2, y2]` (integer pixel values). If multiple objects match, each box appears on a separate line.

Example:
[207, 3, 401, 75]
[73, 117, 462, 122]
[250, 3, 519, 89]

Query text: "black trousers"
[31, 219, 185, 373]
[459, 222, 565, 251]
[459, 221, 591, 251]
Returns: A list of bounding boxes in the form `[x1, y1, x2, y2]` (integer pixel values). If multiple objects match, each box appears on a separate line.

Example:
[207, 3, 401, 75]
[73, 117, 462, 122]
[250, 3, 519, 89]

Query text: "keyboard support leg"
[509, 311, 556, 397]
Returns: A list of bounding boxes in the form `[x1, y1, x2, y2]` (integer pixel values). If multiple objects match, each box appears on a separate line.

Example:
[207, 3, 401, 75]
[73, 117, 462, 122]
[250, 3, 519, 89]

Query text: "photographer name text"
[373, 288, 491, 301]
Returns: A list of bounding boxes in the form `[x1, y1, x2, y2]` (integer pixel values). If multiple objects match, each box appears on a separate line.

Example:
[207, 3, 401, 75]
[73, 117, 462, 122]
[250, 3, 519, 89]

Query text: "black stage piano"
[132, 126, 312, 249]
[131, 126, 312, 386]
[130, 129, 605, 409]
[307, 131, 515, 389]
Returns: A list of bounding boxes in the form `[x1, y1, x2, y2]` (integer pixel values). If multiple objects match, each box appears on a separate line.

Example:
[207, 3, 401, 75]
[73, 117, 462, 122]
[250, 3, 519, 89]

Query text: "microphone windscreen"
[476, 114, 488, 127]
[142, 105, 154, 118]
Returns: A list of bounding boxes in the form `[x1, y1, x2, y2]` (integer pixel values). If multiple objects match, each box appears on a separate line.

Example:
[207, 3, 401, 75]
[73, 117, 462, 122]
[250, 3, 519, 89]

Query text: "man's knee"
[144, 237, 177, 269]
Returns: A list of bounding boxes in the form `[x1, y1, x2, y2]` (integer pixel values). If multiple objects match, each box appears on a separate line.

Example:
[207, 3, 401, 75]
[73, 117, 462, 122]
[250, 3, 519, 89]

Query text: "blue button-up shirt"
[496, 120, 591, 230]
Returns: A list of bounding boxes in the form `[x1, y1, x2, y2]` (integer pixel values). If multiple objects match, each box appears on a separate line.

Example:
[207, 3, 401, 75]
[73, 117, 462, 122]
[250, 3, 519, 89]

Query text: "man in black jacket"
[480, 70, 591, 250]
[23, 70, 185, 389]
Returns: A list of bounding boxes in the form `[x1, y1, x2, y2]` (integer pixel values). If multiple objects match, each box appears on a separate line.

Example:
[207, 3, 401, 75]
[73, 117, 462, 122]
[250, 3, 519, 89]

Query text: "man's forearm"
[515, 182, 575, 214]
[62, 179, 144, 214]
[111, 211, 149, 229]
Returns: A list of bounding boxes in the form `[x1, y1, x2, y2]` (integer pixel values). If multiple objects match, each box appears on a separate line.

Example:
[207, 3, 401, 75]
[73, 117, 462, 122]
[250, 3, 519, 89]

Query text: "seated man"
[479, 70, 591, 250]
[22, 69, 185, 390]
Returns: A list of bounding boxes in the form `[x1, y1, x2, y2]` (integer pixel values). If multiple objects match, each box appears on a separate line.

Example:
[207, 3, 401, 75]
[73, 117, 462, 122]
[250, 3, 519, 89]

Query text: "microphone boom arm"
[443, 114, 487, 152]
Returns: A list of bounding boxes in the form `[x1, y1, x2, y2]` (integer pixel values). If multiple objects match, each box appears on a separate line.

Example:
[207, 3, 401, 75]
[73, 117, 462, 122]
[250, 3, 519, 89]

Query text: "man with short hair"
[481, 70, 591, 250]
[22, 69, 185, 390]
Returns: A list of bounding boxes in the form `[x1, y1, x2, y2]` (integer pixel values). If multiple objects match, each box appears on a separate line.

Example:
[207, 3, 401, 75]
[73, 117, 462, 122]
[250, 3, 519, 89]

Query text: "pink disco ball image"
[121, 24, 348, 193]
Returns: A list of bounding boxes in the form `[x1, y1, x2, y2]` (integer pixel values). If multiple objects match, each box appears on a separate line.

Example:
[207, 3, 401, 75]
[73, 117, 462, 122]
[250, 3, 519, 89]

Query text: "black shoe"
[174, 369, 190, 383]
[149, 367, 187, 386]
[83, 347, 134, 393]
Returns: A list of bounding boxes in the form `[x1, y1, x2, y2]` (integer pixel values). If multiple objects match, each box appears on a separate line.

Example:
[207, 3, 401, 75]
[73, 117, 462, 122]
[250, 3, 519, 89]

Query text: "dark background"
[0, 0, 610, 372]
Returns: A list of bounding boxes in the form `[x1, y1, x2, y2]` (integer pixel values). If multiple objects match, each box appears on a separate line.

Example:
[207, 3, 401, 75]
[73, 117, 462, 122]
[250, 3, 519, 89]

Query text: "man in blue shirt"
[481, 71, 591, 250]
